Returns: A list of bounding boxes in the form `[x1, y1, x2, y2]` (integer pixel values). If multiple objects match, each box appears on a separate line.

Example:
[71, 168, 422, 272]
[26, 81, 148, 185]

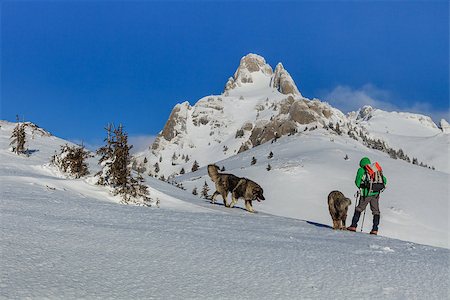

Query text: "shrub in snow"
[251, 157, 257, 165]
[51, 144, 91, 178]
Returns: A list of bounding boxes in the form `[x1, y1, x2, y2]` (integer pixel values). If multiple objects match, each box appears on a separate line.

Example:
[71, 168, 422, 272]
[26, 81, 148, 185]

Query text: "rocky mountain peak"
[224, 54, 302, 97]
[224, 53, 274, 92]
[271, 62, 301, 96]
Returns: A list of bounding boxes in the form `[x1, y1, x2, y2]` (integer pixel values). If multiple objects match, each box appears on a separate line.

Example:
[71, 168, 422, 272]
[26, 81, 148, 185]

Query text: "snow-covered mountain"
[1, 120, 448, 299]
[131, 54, 449, 249]
[138, 54, 448, 180]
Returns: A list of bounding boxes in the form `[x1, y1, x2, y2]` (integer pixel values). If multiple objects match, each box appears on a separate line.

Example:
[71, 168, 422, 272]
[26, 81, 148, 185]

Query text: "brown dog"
[328, 191, 351, 230]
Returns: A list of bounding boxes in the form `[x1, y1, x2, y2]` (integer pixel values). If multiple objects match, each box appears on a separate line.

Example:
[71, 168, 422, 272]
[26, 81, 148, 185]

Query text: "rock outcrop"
[271, 63, 301, 96]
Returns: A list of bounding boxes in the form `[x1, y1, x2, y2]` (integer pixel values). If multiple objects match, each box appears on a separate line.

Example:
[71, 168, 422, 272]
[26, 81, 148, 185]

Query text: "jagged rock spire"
[271, 63, 301, 96]
[224, 54, 301, 96]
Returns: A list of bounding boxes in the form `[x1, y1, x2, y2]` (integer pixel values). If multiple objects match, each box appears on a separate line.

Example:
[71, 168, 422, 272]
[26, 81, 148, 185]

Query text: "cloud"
[320, 84, 449, 123]
[128, 135, 156, 154]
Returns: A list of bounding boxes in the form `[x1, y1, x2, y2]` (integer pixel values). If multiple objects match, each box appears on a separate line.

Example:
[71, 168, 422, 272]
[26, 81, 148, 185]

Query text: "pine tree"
[180, 167, 185, 175]
[96, 123, 152, 205]
[221, 166, 225, 172]
[344, 154, 349, 160]
[191, 160, 199, 172]
[10, 117, 26, 155]
[96, 124, 114, 185]
[335, 123, 341, 135]
[251, 156, 257, 165]
[143, 157, 148, 164]
[201, 181, 210, 199]
[52, 144, 91, 178]
[268, 151, 273, 159]
[134, 171, 151, 206]
[154, 162, 160, 173]
[266, 164, 271, 171]
[192, 187, 198, 196]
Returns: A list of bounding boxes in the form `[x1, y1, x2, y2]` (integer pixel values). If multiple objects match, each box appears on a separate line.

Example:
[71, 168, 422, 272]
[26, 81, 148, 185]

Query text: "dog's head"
[345, 198, 352, 206]
[252, 185, 265, 202]
[207, 164, 220, 178]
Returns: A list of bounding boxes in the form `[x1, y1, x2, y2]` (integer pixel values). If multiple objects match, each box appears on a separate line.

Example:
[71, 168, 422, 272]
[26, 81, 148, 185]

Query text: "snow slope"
[177, 129, 450, 249]
[349, 106, 450, 173]
[1, 121, 449, 298]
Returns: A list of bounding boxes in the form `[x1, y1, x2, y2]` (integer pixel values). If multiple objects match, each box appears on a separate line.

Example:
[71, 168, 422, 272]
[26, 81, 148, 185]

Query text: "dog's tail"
[207, 164, 220, 182]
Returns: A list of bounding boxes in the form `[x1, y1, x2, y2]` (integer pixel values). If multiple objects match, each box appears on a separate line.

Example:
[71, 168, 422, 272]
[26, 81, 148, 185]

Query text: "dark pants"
[351, 195, 380, 231]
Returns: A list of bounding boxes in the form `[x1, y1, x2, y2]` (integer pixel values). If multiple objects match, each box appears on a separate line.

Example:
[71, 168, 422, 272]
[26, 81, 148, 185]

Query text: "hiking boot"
[370, 230, 378, 235]
[347, 226, 357, 232]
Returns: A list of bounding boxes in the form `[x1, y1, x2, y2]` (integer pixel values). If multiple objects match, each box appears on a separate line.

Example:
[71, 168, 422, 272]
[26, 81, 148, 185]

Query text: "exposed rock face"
[271, 63, 301, 96]
[235, 53, 273, 77]
[356, 106, 374, 121]
[224, 53, 273, 91]
[241, 98, 339, 149]
[152, 102, 190, 150]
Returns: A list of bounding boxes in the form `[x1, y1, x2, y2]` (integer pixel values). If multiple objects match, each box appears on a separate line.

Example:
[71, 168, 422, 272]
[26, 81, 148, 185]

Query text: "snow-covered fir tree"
[96, 123, 153, 205]
[201, 181, 210, 199]
[191, 160, 199, 172]
[10, 119, 26, 155]
[51, 144, 91, 178]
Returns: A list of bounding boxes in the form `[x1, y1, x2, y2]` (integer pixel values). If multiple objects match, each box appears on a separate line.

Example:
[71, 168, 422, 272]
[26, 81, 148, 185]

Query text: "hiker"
[347, 157, 387, 235]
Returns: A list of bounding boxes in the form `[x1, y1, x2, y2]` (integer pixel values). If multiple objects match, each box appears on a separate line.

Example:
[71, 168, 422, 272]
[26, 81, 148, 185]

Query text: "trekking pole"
[353, 190, 360, 215]
[360, 208, 366, 232]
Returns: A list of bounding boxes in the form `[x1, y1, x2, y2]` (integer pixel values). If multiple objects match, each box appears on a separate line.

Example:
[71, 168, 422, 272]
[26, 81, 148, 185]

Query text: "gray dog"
[207, 164, 265, 212]
[327, 191, 352, 230]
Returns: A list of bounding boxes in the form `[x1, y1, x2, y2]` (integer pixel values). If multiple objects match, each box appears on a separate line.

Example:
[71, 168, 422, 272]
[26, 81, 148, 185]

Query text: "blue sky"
[2, 1, 448, 150]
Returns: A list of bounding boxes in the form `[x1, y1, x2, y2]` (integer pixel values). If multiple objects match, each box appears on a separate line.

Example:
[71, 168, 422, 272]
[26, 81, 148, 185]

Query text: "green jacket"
[355, 157, 387, 197]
